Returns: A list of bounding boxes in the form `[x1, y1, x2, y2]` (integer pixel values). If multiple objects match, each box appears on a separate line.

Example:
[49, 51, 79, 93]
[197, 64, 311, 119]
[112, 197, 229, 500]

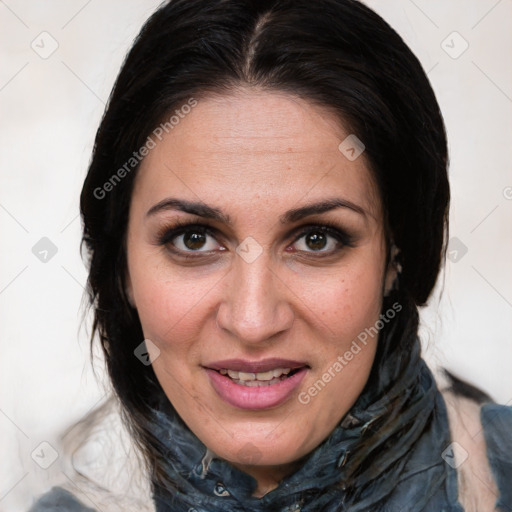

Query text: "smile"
[203, 358, 309, 410]
[218, 367, 294, 386]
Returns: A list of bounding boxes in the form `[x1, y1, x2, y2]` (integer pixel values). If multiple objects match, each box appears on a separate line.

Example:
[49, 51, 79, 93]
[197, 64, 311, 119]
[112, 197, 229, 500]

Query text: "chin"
[209, 430, 312, 468]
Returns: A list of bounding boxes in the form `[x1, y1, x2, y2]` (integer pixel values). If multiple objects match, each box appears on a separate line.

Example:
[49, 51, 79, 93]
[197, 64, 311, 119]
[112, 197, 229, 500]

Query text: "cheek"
[291, 253, 384, 408]
[127, 249, 213, 354]
[296, 267, 382, 424]
[300, 257, 385, 342]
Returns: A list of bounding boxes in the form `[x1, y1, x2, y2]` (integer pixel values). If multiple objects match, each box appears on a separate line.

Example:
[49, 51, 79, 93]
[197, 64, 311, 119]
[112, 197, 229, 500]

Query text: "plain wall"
[1, 1, 511, 510]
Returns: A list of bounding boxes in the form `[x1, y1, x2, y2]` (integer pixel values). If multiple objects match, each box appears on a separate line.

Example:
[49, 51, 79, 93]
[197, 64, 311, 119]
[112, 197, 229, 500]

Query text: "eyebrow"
[146, 198, 231, 223]
[280, 198, 368, 223]
[145, 197, 368, 224]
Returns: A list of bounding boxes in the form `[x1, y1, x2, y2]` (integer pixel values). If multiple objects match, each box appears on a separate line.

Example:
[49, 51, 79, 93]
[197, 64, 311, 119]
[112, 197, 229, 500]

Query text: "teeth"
[238, 371, 256, 381]
[221, 367, 294, 382]
[235, 377, 283, 387]
[255, 370, 276, 381]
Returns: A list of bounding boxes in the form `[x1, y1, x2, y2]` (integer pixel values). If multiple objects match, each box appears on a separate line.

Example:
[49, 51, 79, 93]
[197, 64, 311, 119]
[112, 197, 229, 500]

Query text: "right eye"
[173, 229, 218, 252]
[158, 222, 225, 257]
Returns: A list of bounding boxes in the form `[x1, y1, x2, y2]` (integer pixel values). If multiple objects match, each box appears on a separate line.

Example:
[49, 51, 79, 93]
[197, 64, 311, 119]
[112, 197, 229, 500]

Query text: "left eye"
[291, 228, 342, 253]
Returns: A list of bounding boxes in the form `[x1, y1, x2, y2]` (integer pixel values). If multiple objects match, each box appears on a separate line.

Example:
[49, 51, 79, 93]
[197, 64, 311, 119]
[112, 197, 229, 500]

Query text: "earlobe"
[384, 244, 402, 297]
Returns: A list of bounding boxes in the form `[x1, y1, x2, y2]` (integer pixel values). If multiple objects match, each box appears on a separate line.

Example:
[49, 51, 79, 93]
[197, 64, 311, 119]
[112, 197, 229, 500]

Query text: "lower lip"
[205, 368, 308, 410]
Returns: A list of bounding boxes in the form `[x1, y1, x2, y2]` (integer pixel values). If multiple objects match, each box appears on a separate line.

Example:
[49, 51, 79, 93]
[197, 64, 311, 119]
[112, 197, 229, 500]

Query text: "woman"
[30, 0, 511, 510]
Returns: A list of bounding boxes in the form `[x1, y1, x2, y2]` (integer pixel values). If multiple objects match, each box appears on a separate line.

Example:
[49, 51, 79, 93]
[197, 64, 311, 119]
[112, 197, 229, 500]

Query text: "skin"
[125, 87, 396, 497]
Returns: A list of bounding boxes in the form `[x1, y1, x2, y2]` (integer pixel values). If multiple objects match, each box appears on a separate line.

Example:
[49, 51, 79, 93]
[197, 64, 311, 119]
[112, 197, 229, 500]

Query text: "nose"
[216, 254, 294, 345]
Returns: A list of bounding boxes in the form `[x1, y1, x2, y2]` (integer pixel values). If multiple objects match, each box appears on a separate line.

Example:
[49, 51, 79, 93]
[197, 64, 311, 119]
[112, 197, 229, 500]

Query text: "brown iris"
[305, 231, 327, 250]
[183, 231, 207, 250]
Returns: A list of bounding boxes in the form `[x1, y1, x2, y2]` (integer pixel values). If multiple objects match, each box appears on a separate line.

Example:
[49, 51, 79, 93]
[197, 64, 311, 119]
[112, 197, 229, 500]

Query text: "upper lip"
[204, 358, 309, 373]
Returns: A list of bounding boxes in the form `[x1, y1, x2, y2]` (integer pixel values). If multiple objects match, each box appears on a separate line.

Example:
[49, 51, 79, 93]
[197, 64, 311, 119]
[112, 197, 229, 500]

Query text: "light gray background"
[1, 1, 511, 510]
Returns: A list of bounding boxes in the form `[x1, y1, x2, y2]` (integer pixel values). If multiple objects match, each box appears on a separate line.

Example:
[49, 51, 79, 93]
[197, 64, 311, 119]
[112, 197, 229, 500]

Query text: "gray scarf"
[150, 321, 461, 511]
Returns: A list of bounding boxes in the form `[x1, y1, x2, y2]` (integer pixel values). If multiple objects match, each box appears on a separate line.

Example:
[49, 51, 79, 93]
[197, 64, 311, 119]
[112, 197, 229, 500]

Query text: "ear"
[384, 244, 401, 297]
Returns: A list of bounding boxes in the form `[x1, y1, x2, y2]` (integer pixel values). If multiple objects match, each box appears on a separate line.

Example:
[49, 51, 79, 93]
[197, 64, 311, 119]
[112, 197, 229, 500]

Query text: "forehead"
[133, 88, 381, 221]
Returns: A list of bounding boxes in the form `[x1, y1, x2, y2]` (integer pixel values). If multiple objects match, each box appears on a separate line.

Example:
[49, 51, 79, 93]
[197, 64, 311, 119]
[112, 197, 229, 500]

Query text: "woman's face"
[126, 88, 393, 485]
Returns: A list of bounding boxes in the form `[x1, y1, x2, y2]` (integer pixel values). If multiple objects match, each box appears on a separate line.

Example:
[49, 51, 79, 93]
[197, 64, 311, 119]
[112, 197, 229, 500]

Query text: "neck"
[230, 458, 307, 498]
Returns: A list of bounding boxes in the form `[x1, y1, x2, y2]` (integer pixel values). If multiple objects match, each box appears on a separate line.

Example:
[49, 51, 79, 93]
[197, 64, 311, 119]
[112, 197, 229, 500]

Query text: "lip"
[204, 358, 309, 373]
[204, 359, 309, 411]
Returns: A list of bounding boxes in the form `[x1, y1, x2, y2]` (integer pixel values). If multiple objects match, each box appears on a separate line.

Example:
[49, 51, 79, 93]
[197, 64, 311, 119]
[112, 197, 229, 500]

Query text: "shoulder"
[441, 379, 512, 512]
[28, 397, 155, 512]
[28, 487, 95, 512]
[480, 402, 512, 510]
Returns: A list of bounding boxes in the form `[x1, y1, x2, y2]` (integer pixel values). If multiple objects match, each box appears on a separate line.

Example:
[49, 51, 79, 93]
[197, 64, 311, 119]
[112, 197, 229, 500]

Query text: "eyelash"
[156, 218, 355, 259]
